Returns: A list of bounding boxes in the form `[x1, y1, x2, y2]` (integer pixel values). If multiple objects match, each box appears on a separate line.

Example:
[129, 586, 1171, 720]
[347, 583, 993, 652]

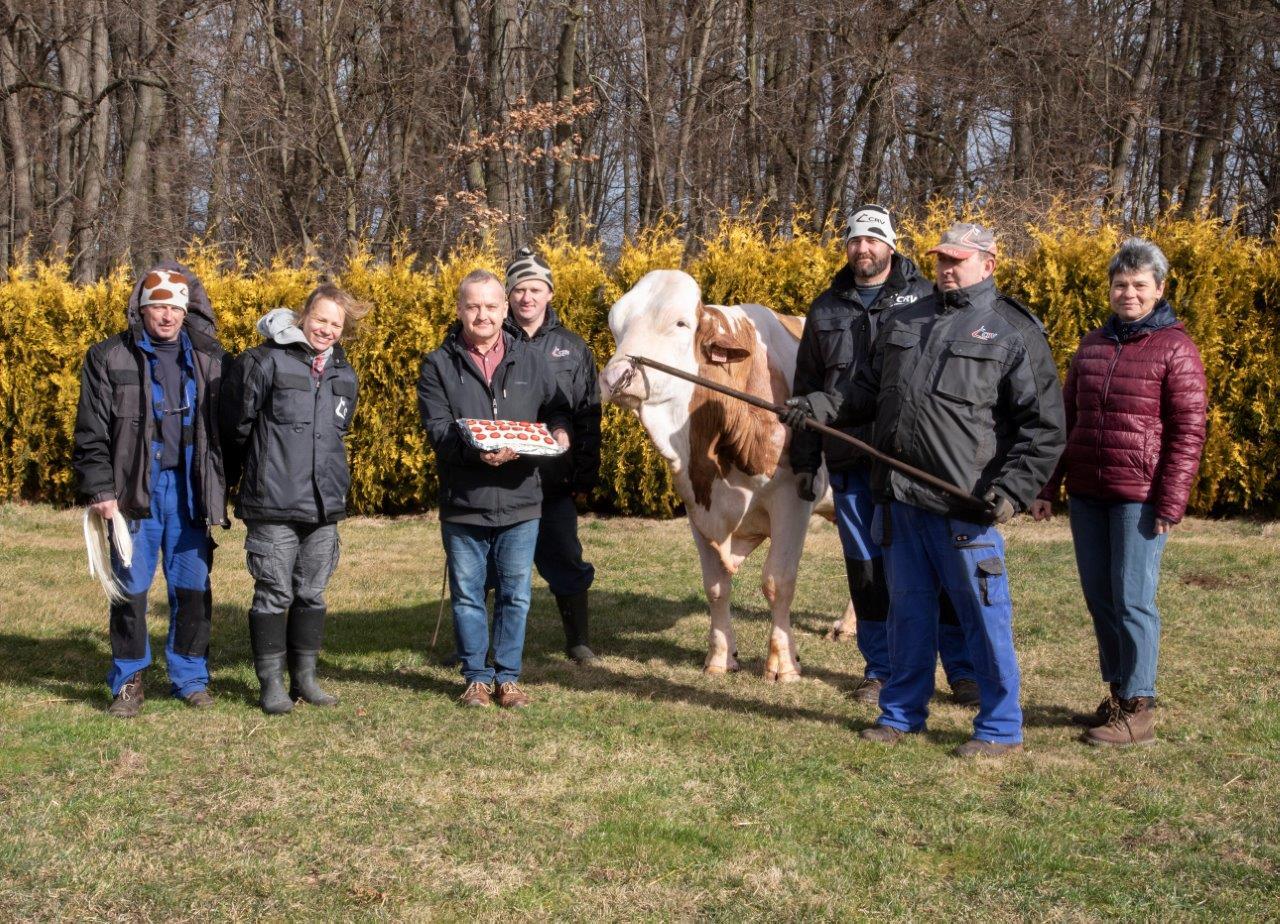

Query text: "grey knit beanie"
[504, 246, 554, 294]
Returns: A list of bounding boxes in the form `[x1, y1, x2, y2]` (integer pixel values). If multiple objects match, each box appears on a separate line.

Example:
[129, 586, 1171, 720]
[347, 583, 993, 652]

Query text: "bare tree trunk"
[1104, 0, 1165, 210]
[318, 0, 359, 242]
[0, 23, 34, 249]
[72, 6, 110, 281]
[114, 0, 159, 268]
[448, 0, 487, 196]
[1180, 3, 1243, 218]
[552, 0, 584, 226]
[673, 0, 718, 218]
[50, 2, 89, 261]
[209, 0, 250, 246]
[486, 0, 520, 248]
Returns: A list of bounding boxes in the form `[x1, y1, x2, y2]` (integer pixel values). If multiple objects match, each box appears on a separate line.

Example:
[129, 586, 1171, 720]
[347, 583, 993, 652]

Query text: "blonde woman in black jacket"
[222, 284, 368, 714]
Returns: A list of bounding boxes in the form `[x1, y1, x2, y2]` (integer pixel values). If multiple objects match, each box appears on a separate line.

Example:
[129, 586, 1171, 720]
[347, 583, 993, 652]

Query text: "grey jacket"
[820, 275, 1066, 517]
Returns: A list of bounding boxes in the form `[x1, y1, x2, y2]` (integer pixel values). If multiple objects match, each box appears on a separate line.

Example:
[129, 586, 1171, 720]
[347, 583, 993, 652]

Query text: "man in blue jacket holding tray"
[418, 269, 571, 709]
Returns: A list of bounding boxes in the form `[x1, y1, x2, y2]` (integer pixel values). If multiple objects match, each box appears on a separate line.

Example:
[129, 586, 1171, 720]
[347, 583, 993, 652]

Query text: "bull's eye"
[675, 320, 690, 329]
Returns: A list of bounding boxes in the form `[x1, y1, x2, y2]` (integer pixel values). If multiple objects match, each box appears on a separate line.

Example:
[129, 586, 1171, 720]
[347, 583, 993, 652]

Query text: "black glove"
[984, 488, 1015, 524]
[780, 396, 813, 430]
[794, 471, 816, 502]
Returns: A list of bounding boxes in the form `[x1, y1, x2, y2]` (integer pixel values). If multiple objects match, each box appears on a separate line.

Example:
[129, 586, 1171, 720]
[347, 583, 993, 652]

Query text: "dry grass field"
[1, 503, 1278, 921]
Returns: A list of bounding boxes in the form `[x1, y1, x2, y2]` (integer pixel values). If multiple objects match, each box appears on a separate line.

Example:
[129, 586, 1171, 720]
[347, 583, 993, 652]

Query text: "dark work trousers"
[533, 492, 595, 597]
[243, 520, 341, 615]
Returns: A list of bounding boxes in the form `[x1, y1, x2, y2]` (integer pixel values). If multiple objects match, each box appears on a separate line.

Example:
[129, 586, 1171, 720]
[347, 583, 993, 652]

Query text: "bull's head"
[600, 270, 755, 410]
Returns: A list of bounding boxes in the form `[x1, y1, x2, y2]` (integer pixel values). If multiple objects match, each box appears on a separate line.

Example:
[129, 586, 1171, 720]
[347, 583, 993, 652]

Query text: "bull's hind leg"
[761, 516, 806, 684]
[825, 600, 858, 642]
[691, 528, 739, 675]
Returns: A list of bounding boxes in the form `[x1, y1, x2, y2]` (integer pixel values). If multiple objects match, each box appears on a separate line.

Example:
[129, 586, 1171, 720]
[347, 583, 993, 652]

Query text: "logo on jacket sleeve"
[335, 397, 349, 421]
[970, 325, 998, 342]
[551, 346, 571, 358]
[890, 293, 918, 306]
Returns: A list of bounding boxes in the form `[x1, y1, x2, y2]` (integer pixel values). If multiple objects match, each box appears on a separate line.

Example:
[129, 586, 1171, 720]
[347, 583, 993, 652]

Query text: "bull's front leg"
[825, 600, 858, 642]
[690, 527, 739, 675]
[760, 518, 805, 684]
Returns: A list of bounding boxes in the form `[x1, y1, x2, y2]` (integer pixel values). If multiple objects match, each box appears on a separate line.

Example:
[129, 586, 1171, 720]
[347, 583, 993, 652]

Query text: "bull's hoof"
[763, 667, 802, 683]
[824, 622, 857, 643]
[703, 662, 740, 676]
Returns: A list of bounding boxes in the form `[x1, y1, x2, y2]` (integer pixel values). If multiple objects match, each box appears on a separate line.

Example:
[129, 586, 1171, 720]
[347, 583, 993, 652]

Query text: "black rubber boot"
[287, 606, 339, 706]
[555, 591, 597, 663]
[248, 610, 293, 715]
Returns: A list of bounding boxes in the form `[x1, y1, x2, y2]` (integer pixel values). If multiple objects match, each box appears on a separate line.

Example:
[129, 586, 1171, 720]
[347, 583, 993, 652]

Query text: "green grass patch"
[1, 504, 1277, 920]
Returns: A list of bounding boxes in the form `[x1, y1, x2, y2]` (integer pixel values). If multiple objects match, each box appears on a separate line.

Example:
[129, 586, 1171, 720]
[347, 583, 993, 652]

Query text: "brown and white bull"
[599, 269, 848, 682]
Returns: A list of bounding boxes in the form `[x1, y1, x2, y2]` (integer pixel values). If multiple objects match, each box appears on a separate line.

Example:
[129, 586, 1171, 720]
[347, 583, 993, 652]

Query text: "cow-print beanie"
[139, 269, 190, 311]
[504, 246, 553, 294]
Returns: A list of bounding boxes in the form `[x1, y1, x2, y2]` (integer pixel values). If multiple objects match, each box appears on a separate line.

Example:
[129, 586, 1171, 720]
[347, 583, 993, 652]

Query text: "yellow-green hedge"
[2, 206, 1277, 517]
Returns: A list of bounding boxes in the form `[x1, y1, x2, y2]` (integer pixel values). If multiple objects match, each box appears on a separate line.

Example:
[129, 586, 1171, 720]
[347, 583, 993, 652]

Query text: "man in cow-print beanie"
[503, 246, 603, 663]
[73, 264, 230, 717]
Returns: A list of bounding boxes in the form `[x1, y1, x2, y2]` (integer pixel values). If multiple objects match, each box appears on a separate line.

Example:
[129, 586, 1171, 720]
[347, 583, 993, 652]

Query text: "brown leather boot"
[1083, 696, 1156, 747]
[106, 672, 144, 718]
[850, 677, 883, 704]
[1071, 683, 1119, 727]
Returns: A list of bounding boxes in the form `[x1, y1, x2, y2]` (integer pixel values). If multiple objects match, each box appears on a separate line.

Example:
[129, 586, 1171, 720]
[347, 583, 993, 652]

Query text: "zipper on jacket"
[1097, 341, 1125, 487]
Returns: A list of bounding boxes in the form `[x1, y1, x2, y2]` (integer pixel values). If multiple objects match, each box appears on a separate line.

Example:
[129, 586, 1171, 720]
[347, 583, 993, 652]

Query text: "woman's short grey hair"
[1108, 237, 1169, 285]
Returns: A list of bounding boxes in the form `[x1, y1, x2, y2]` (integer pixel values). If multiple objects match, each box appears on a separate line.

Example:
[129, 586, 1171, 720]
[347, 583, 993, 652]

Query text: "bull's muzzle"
[599, 357, 646, 407]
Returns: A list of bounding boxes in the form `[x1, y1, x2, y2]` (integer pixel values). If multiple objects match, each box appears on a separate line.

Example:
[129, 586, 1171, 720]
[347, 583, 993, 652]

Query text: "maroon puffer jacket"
[1039, 303, 1206, 522]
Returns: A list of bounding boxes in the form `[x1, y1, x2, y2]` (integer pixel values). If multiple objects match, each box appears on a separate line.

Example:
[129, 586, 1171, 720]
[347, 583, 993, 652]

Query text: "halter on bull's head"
[600, 270, 757, 410]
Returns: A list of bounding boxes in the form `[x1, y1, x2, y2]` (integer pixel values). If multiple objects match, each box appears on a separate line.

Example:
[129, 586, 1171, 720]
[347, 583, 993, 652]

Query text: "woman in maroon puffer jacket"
[1031, 238, 1206, 748]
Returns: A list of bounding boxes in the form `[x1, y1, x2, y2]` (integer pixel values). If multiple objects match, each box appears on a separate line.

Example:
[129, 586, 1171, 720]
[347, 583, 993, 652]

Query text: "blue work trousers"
[876, 502, 1022, 744]
[1068, 497, 1169, 699]
[108, 467, 212, 697]
[442, 518, 539, 685]
[831, 469, 974, 684]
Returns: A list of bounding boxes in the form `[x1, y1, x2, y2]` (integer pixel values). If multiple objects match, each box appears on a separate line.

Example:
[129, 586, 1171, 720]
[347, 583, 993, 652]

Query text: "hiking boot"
[1083, 696, 1156, 747]
[859, 723, 906, 745]
[950, 678, 981, 708]
[954, 738, 1024, 758]
[494, 681, 531, 709]
[183, 689, 215, 709]
[1071, 685, 1120, 727]
[459, 681, 493, 708]
[106, 672, 144, 718]
[850, 677, 884, 704]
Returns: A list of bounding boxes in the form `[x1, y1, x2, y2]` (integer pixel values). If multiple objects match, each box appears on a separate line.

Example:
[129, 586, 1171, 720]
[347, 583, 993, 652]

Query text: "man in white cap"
[73, 264, 229, 717]
[790, 206, 978, 706]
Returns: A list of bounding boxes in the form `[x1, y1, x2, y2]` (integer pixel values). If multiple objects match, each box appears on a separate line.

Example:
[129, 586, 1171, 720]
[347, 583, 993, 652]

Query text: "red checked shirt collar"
[462, 333, 505, 385]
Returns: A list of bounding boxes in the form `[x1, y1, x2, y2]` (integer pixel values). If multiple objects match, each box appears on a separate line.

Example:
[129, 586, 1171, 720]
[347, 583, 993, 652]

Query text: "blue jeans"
[442, 518, 540, 685]
[1068, 497, 1169, 699]
[876, 502, 1022, 744]
[108, 467, 212, 697]
[831, 469, 974, 685]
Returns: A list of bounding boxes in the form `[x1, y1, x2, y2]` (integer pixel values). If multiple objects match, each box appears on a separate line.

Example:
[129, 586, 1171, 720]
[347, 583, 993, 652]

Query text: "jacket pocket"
[270, 370, 314, 423]
[935, 340, 1005, 406]
[108, 367, 143, 419]
[331, 377, 356, 431]
[815, 316, 853, 370]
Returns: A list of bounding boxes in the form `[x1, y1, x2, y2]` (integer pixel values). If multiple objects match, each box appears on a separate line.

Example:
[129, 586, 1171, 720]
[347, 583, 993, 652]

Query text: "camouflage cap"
[928, 222, 998, 260]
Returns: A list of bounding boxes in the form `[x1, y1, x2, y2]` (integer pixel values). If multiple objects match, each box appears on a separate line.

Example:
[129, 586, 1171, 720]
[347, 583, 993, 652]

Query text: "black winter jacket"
[220, 338, 359, 524]
[72, 261, 229, 526]
[790, 254, 932, 474]
[503, 307, 602, 496]
[418, 324, 571, 526]
[819, 275, 1066, 517]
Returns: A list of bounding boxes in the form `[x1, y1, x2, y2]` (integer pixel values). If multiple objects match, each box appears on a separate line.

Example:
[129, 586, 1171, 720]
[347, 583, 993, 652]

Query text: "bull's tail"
[83, 509, 133, 604]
